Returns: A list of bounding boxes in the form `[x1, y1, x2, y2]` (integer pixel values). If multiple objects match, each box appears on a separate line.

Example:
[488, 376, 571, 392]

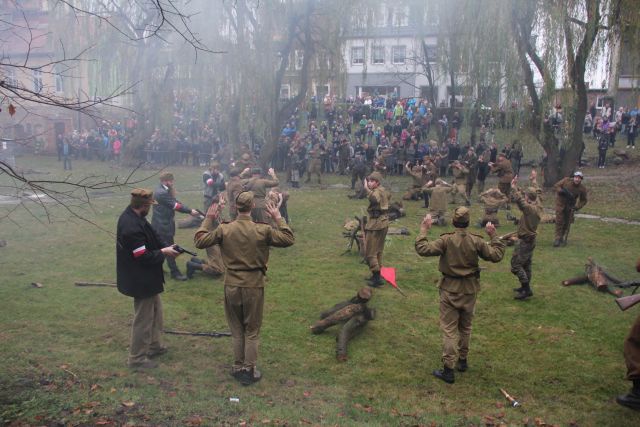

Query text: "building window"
[33, 70, 43, 93]
[5, 68, 18, 88]
[392, 6, 409, 27]
[280, 84, 290, 100]
[373, 4, 386, 27]
[54, 67, 63, 92]
[294, 50, 304, 70]
[424, 44, 437, 62]
[392, 46, 406, 64]
[372, 46, 385, 64]
[351, 46, 364, 65]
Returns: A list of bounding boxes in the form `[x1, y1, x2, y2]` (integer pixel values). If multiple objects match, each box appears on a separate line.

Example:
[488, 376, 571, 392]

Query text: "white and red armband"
[132, 245, 147, 258]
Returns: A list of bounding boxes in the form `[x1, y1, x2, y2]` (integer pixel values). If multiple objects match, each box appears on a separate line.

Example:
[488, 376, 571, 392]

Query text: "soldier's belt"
[227, 267, 267, 274]
[368, 210, 388, 219]
[442, 271, 480, 280]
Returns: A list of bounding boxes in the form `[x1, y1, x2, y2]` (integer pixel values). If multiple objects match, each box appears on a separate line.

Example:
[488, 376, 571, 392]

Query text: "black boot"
[433, 366, 455, 384]
[186, 261, 202, 279]
[514, 283, 533, 300]
[616, 380, 640, 411]
[366, 271, 383, 288]
[456, 359, 468, 372]
[553, 239, 561, 247]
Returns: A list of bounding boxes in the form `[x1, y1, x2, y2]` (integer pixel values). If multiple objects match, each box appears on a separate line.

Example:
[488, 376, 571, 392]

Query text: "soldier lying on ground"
[310, 287, 375, 362]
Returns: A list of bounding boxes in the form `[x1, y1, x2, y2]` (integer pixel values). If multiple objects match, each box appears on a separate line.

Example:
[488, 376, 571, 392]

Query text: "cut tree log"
[75, 282, 117, 288]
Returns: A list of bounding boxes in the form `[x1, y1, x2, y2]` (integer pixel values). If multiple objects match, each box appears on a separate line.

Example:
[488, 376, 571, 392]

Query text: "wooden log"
[562, 275, 589, 286]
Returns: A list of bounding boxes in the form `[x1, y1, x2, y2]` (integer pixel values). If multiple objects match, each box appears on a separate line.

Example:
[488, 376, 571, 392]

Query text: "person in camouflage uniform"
[305, 143, 323, 184]
[310, 287, 375, 362]
[423, 179, 453, 225]
[509, 176, 543, 300]
[479, 188, 509, 227]
[450, 161, 470, 206]
[242, 167, 280, 223]
[403, 161, 427, 201]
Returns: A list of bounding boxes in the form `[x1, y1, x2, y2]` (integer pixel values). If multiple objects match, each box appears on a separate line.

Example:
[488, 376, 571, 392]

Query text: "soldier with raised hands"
[415, 207, 505, 384]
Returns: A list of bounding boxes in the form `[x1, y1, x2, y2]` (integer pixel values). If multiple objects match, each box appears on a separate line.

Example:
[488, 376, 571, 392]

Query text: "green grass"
[1, 153, 640, 426]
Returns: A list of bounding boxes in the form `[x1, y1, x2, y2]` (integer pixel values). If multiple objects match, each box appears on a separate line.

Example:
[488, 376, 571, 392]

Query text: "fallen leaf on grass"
[31, 282, 43, 288]
[167, 391, 177, 397]
[90, 384, 101, 392]
[185, 415, 203, 426]
[121, 400, 135, 408]
[261, 420, 271, 424]
[303, 390, 311, 398]
[300, 418, 312, 424]
[110, 387, 116, 393]
[495, 401, 504, 408]
[496, 411, 506, 419]
[95, 419, 116, 426]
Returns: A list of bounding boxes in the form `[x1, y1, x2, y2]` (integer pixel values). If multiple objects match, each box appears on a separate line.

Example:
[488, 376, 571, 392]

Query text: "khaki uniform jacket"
[242, 177, 280, 208]
[194, 216, 294, 287]
[511, 188, 542, 239]
[415, 229, 505, 294]
[365, 186, 389, 231]
[553, 177, 587, 210]
[424, 185, 453, 213]
[452, 165, 469, 185]
[406, 165, 425, 188]
[226, 178, 245, 216]
[490, 158, 514, 183]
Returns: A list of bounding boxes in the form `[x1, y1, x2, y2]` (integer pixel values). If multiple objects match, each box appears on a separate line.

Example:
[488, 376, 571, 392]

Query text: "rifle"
[173, 244, 198, 257]
[164, 329, 231, 338]
[616, 294, 640, 311]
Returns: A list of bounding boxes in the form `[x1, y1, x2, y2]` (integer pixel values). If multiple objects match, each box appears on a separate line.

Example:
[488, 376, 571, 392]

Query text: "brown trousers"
[439, 289, 476, 369]
[625, 313, 640, 380]
[128, 294, 164, 364]
[224, 286, 264, 371]
[365, 227, 388, 273]
[555, 207, 574, 240]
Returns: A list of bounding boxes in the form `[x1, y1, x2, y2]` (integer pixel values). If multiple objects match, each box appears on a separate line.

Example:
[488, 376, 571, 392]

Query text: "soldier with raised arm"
[415, 207, 505, 384]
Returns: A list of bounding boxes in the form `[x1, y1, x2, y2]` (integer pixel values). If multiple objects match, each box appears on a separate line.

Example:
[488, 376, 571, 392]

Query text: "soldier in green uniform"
[509, 176, 543, 300]
[226, 167, 246, 220]
[617, 257, 640, 410]
[242, 167, 280, 223]
[415, 207, 505, 384]
[553, 171, 587, 247]
[363, 172, 389, 288]
[194, 192, 294, 385]
[423, 179, 453, 225]
[403, 161, 427, 201]
[489, 153, 514, 199]
[479, 188, 509, 227]
[305, 143, 323, 184]
[450, 160, 470, 206]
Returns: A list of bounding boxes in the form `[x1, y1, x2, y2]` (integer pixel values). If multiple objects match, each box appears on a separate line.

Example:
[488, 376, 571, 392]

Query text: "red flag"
[380, 267, 406, 296]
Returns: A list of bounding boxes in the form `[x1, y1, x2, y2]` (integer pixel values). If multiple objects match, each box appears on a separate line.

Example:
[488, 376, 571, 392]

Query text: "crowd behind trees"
[47, 89, 637, 180]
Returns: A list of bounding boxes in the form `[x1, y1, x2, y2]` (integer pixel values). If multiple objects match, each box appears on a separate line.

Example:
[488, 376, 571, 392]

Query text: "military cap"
[368, 171, 383, 182]
[130, 188, 157, 206]
[453, 206, 470, 223]
[236, 191, 254, 210]
[229, 167, 242, 177]
[159, 172, 174, 181]
[357, 287, 372, 301]
[251, 167, 263, 175]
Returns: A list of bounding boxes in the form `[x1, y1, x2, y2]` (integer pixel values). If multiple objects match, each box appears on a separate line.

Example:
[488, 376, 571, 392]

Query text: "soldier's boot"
[366, 271, 383, 288]
[617, 380, 640, 411]
[186, 261, 202, 279]
[514, 283, 533, 300]
[239, 367, 262, 386]
[432, 366, 455, 384]
[553, 239, 561, 247]
[168, 258, 188, 281]
[560, 237, 568, 246]
[456, 359, 468, 372]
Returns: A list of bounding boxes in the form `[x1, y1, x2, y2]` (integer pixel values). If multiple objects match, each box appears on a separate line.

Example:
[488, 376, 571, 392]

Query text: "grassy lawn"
[1, 151, 640, 426]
